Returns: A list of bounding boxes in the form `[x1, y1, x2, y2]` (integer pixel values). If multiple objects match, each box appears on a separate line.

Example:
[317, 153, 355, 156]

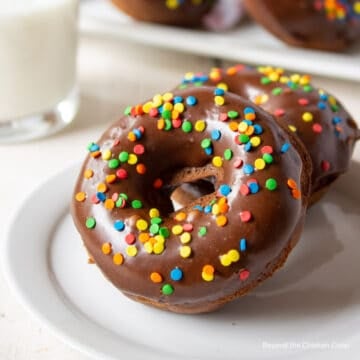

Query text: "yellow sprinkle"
[354, 2, 360, 14]
[202, 272, 214, 282]
[184, 72, 194, 81]
[174, 102, 185, 113]
[113, 253, 124, 265]
[175, 211, 187, 221]
[128, 153, 138, 165]
[136, 219, 148, 231]
[142, 101, 153, 113]
[228, 249, 240, 262]
[254, 94, 269, 105]
[102, 242, 112, 255]
[288, 125, 297, 132]
[97, 183, 107, 193]
[212, 204, 220, 216]
[75, 192, 86, 202]
[299, 75, 311, 85]
[166, 0, 180, 9]
[162, 92, 174, 102]
[102, 149, 112, 160]
[250, 136, 261, 147]
[180, 232, 191, 244]
[212, 156, 223, 167]
[328, 96, 337, 106]
[290, 74, 300, 83]
[144, 242, 153, 254]
[269, 72, 280, 82]
[238, 121, 248, 133]
[172, 224, 183, 235]
[220, 254, 232, 267]
[104, 199, 115, 210]
[154, 235, 165, 244]
[194, 120, 206, 132]
[84, 169, 93, 179]
[126, 245, 137, 257]
[171, 110, 180, 120]
[149, 208, 160, 218]
[254, 158, 266, 170]
[280, 76, 289, 84]
[152, 94, 163, 107]
[127, 132, 136, 142]
[214, 96, 225, 106]
[217, 82, 228, 91]
[180, 245, 192, 258]
[302, 112, 313, 122]
[153, 242, 165, 254]
[157, 118, 165, 130]
[163, 102, 173, 111]
[245, 126, 254, 136]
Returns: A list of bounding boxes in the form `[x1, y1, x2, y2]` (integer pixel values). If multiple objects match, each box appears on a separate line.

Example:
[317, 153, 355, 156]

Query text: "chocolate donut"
[178, 65, 359, 204]
[244, 0, 360, 51]
[110, 0, 216, 27]
[71, 87, 312, 313]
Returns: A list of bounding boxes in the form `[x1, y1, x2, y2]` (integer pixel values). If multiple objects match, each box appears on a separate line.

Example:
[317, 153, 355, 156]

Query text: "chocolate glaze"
[244, 0, 360, 51]
[178, 65, 359, 200]
[71, 87, 311, 313]
[110, 0, 216, 27]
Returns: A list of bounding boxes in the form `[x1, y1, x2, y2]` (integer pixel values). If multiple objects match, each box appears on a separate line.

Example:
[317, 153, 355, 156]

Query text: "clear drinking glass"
[0, 0, 79, 143]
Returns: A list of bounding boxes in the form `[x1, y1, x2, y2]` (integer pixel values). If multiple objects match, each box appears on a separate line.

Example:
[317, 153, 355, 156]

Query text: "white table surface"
[1, 33, 360, 360]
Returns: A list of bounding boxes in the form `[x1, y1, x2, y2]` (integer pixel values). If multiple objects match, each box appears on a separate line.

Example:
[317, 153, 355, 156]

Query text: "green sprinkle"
[151, 217, 162, 225]
[198, 226, 207, 236]
[265, 178, 278, 191]
[116, 198, 125, 208]
[239, 134, 250, 143]
[331, 104, 339, 112]
[289, 83, 298, 90]
[119, 193, 128, 200]
[124, 106, 131, 115]
[162, 109, 171, 120]
[262, 153, 273, 164]
[131, 199, 143, 209]
[119, 151, 129, 162]
[164, 119, 172, 131]
[224, 149, 233, 160]
[162, 284, 174, 295]
[228, 110, 239, 119]
[272, 87, 283, 96]
[86, 217, 96, 229]
[178, 84, 187, 89]
[149, 223, 160, 235]
[303, 85, 313, 93]
[201, 138, 211, 148]
[261, 77, 271, 85]
[182, 120, 193, 133]
[159, 227, 170, 238]
[194, 81, 203, 87]
[108, 158, 120, 169]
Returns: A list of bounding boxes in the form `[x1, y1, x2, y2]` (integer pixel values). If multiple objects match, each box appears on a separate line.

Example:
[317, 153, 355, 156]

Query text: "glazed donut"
[244, 0, 360, 51]
[178, 65, 359, 204]
[71, 87, 312, 313]
[110, 0, 216, 27]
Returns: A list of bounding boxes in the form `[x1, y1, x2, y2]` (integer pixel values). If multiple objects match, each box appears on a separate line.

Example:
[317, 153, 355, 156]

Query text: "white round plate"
[2, 162, 360, 360]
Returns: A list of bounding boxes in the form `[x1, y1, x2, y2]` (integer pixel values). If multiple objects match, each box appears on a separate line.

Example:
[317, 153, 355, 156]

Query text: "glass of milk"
[0, 0, 79, 143]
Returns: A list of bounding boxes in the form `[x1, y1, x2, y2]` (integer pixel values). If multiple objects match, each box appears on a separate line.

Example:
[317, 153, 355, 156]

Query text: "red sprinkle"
[149, 108, 159, 117]
[172, 118, 182, 128]
[219, 113, 228, 121]
[125, 233, 136, 245]
[239, 269, 250, 281]
[91, 194, 100, 204]
[133, 144, 145, 155]
[116, 169, 128, 180]
[183, 223, 193, 232]
[113, 138, 120, 147]
[240, 184, 250, 196]
[321, 160, 330, 172]
[298, 98, 309, 106]
[312, 123, 323, 133]
[153, 178, 163, 189]
[261, 145, 273, 154]
[274, 108, 285, 117]
[233, 158, 243, 168]
[239, 211, 252, 222]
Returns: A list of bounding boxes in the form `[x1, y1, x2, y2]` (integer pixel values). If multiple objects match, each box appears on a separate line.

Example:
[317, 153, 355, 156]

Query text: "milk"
[0, 0, 78, 121]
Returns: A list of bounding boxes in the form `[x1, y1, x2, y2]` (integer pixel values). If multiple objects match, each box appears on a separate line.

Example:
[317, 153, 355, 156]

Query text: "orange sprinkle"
[216, 215, 228, 227]
[136, 163, 147, 174]
[203, 265, 215, 275]
[172, 110, 180, 120]
[153, 178, 163, 189]
[75, 192, 86, 202]
[227, 66, 237, 75]
[106, 174, 117, 184]
[139, 232, 150, 243]
[157, 118, 165, 130]
[101, 242, 112, 255]
[228, 121, 239, 131]
[218, 202, 229, 214]
[292, 189, 302, 199]
[287, 178, 297, 190]
[127, 132, 137, 142]
[175, 211, 187, 221]
[97, 183, 107, 193]
[113, 253, 124, 265]
[104, 199, 115, 210]
[84, 169, 94, 179]
[245, 113, 256, 121]
[150, 272, 163, 283]
[90, 150, 101, 158]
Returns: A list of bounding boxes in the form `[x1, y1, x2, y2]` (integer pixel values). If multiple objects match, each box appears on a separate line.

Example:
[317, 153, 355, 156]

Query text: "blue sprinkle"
[186, 96, 197, 106]
[170, 268, 183, 281]
[281, 142, 291, 153]
[193, 205, 204, 212]
[214, 88, 225, 96]
[204, 205, 212, 214]
[317, 102, 327, 110]
[173, 96, 183, 104]
[332, 116, 342, 124]
[158, 105, 164, 113]
[204, 147, 213, 155]
[244, 119, 253, 125]
[240, 238, 247, 252]
[196, 75, 209, 82]
[244, 142, 252, 152]
[253, 124, 263, 134]
[320, 93, 328, 101]
[248, 182, 260, 194]
[243, 164, 254, 175]
[133, 128, 142, 139]
[219, 184, 231, 196]
[89, 143, 100, 152]
[96, 192, 106, 202]
[244, 107, 255, 114]
[211, 129, 221, 141]
[114, 220, 125, 231]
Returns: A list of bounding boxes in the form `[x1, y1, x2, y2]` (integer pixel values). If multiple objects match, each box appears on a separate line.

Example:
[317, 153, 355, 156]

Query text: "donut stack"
[71, 65, 359, 313]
